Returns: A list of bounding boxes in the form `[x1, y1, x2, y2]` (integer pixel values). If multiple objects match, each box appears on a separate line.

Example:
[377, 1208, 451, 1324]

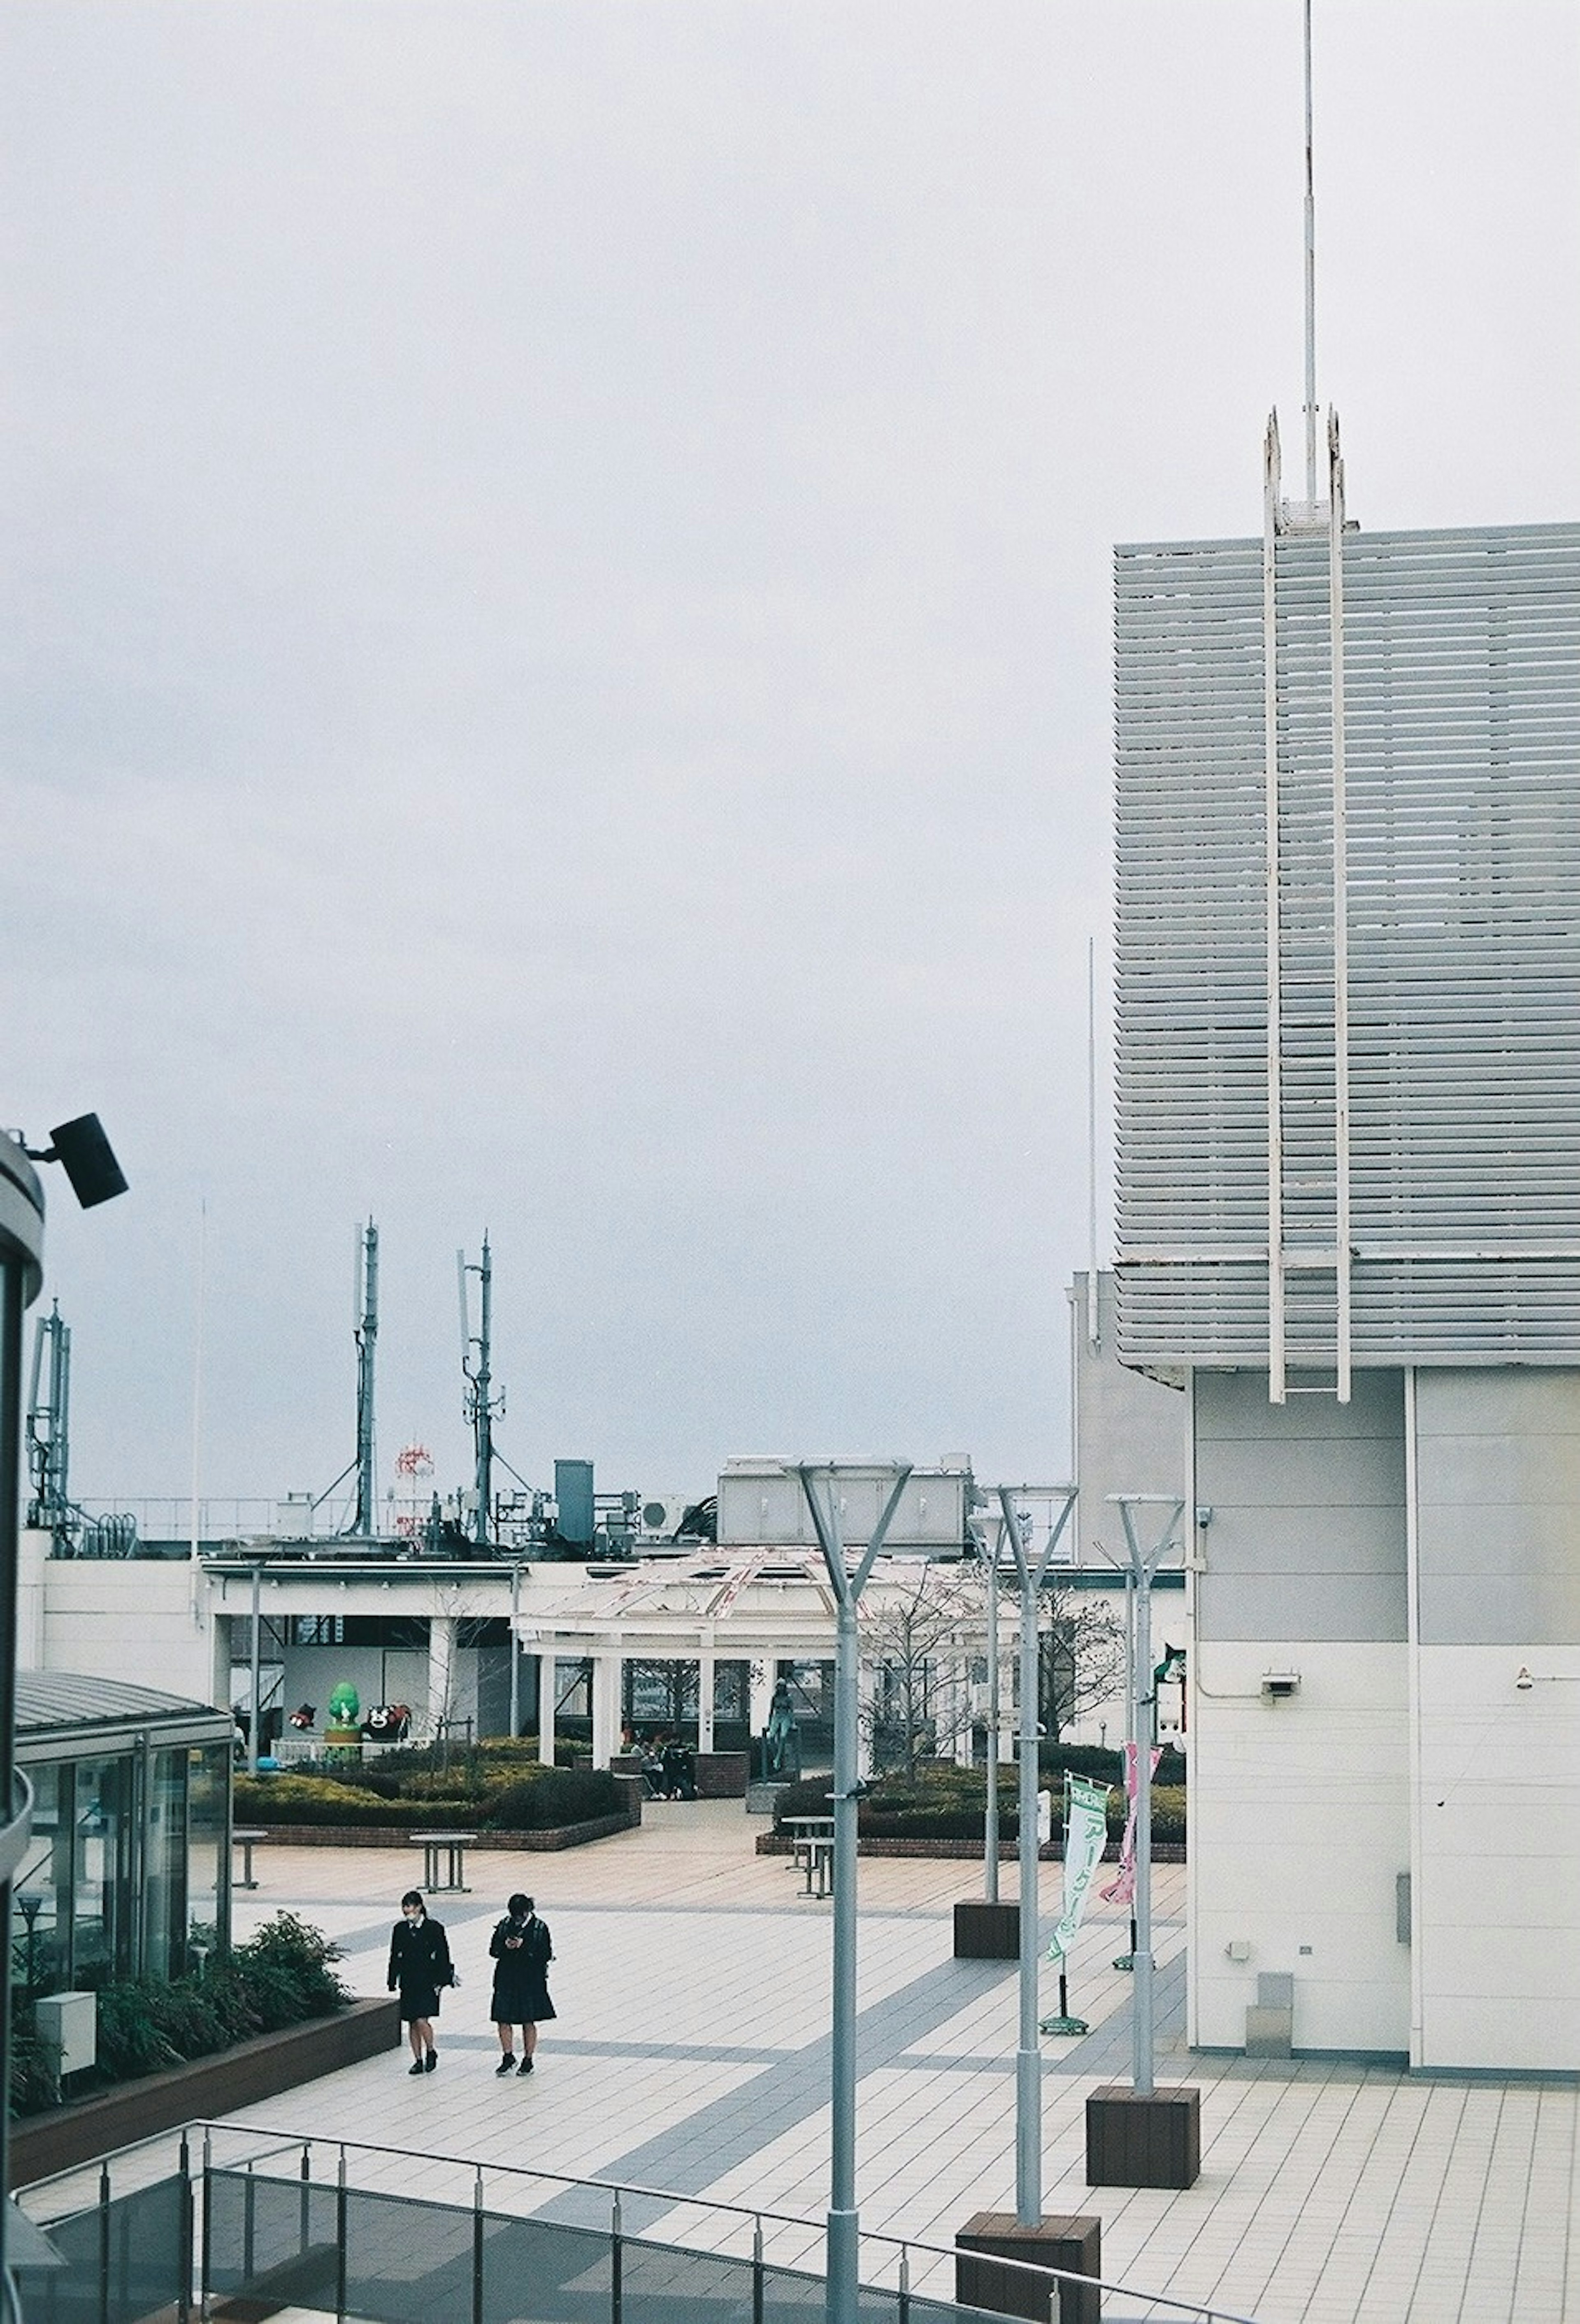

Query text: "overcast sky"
[5, 2, 1577, 1518]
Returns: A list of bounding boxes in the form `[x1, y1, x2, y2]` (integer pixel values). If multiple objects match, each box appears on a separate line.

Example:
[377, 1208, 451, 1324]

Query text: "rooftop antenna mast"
[352, 1220, 379, 1535]
[1302, 0, 1319, 506]
[26, 1301, 72, 1547]
[459, 1235, 504, 1547]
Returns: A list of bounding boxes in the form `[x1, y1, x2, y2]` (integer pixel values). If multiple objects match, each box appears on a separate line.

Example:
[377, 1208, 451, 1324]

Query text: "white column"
[750, 1656, 774, 1734]
[698, 1641, 716, 1754]
[428, 1616, 457, 1739]
[591, 1651, 622, 1770]
[539, 1641, 557, 1766]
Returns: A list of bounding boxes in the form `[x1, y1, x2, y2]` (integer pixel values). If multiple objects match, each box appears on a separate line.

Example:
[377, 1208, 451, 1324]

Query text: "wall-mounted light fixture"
[1261, 1671, 1301, 1700]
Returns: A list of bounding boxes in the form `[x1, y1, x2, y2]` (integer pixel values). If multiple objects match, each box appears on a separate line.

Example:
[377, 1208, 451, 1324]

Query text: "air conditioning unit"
[639, 1495, 692, 1541]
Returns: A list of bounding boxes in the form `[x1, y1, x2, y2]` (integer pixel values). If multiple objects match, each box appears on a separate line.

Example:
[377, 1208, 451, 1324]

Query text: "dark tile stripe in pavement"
[537, 1953, 1017, 2229]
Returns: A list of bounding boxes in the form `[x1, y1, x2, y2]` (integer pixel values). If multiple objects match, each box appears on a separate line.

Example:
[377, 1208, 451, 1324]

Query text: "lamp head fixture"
[23, 1114, 128, 1208]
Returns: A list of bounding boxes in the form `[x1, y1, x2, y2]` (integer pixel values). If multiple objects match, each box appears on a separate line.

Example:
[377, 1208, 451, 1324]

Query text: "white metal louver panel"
[1114, 518, 1580, 1371]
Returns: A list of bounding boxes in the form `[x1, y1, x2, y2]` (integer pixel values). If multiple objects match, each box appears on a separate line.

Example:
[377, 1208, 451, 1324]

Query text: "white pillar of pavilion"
[698, 1623, 717, 1753]
[591, 1650, 622, 1769]
[428, 1616, 457, 1740]
[538, 1636, 557, 1766]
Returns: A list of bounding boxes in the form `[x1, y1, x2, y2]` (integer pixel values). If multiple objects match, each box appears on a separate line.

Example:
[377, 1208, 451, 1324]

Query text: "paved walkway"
[45, 1804, 1580, 2319]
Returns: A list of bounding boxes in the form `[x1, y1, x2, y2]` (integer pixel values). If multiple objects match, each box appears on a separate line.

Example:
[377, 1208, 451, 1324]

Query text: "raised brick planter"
[10, 1997, 400, 2187]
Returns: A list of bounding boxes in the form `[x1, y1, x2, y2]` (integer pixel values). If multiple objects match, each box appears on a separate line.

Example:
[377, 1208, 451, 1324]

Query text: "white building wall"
[1190, 1640, 1410, 2054]
[1410, 1370, 1580, 2071]
[39, 1556, 222, 1706]
[1189, 1369, 1412, 2057]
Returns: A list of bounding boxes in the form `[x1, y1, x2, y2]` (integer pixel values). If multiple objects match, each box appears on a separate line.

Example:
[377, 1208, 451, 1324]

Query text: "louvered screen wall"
[1114, 520, 1580, 1371]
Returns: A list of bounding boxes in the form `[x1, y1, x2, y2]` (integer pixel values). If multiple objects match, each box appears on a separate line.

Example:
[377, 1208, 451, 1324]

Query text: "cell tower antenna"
[460, 1234, 505, 1547]
[352, 1219, 379, 1534]
[1302, 0, 1319, 507]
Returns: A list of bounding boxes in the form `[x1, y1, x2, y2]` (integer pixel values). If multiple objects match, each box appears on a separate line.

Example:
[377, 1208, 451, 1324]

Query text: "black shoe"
[495, 2054, 516, 2075]
[518, 2056, 533, 2075]
[408, 2061, 425, 2075]
[424, 2050, 437, 2072]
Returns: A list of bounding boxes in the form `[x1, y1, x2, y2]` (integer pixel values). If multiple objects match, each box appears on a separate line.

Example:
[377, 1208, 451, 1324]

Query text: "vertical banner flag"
[1047, 1775, 1110, 1960]
[1100, 1742, 1163, 1908]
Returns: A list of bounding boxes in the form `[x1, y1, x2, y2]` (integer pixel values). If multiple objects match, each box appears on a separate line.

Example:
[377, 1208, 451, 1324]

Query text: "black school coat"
[387, 1912, 453, 2019]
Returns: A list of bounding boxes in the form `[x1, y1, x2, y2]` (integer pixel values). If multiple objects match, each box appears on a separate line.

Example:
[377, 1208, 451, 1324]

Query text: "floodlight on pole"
[982, 1485, 1076, 2228]
[793, 1461, 913, 2324]
[1107, 1494, 1185, 2099]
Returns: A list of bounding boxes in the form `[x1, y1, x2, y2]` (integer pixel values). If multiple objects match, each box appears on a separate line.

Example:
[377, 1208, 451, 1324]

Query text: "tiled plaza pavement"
[168, 1804, 1579, 2319]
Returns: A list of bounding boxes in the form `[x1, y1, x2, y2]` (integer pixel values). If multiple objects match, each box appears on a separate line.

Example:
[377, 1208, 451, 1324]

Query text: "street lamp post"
[1082, 1492, 1200, 2196]
[982, 1543, 1000, 1905]
[794, 1462, 913, 2324]
[1109, 1494, 1183, 2097]
[993, 1485, 1076, 2225]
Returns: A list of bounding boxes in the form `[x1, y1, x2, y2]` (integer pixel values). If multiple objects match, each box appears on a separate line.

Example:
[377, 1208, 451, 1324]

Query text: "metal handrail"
[21, 2117, 1263, 2324]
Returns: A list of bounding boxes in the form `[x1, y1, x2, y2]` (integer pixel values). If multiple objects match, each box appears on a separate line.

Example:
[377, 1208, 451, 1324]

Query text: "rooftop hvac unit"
[640, 1495, 691, 1541]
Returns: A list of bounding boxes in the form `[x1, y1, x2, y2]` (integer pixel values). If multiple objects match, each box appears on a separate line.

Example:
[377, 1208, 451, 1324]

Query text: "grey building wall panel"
[1203, 1438, 1405, 1509]
[1198, 1572, 1409, 1644]
[1069, 1273, 1190, 1565]
[1195, 1369, 1406, 1642]
[1202, 1505, 1414, 1575]
[1114, 521, 1580, 1370]
[1415, 1368, 1580, 1644]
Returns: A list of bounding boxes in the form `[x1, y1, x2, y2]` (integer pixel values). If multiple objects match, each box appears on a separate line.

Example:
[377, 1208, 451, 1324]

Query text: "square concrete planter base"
[956, 2210, 1102, 2323]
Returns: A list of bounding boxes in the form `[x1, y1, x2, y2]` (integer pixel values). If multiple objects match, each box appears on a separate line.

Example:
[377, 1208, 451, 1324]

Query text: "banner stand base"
[1040, 2013, 1089, 2037]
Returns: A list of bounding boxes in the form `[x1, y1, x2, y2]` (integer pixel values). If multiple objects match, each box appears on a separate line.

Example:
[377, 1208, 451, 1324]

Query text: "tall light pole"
[980, 1530, 1000, 1904]
[1109, 1494, 1185, 2097]
[992, 1485, 1076, 2225]
[794, 1462, 913, 2324]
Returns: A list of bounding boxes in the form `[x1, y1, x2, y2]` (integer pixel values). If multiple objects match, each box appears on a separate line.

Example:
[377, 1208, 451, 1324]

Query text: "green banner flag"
[1047, 1775, 1110, 1961]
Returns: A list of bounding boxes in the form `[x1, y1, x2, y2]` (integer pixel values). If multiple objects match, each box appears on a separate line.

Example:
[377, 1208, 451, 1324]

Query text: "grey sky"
[5, 2, 1577, 1511]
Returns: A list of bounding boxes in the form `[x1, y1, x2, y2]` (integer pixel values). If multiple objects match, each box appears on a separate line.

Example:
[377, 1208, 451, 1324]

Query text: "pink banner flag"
[1099, 1742, 1162, 1908]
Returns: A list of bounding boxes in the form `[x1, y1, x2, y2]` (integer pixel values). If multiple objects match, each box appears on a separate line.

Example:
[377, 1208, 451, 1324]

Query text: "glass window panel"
[71, 1755, 133, 1983]
[12, 1763, 66, 1997]
[144, 1747, 188, 1981]
[187, 1743, 229, 1960]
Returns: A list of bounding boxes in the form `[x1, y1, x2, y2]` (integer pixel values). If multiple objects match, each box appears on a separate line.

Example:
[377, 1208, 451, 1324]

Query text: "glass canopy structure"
[12, 1673, 233, 1997]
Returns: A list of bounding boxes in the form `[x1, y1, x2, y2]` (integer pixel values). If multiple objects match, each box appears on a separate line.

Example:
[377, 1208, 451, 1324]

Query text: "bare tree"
[1039, 1585, 1126, 1743]
[857, 1565, 983, 1778]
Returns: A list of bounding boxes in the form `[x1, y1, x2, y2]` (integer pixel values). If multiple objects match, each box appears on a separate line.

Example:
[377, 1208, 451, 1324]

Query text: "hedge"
[772, 1768, 1186, 1845]
[235, 1761, 621, 1832]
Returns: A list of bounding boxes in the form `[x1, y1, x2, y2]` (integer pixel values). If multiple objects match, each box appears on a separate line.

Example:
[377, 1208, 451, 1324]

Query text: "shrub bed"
[771, 1768, 1186, 1845]
[235, 1758, 622, 1832]
[11, 1912, 351, 2118]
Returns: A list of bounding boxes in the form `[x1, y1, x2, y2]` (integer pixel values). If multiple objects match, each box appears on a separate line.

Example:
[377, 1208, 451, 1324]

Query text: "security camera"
[1515, 1667, 1534, 1692]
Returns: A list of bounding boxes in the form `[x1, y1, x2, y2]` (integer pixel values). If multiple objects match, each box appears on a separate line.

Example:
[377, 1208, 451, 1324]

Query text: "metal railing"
[16, 2119, 1265, 2324]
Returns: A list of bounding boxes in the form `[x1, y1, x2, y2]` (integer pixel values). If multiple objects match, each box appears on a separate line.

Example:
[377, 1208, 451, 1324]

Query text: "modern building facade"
[1113, 425, 1580, 2071]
